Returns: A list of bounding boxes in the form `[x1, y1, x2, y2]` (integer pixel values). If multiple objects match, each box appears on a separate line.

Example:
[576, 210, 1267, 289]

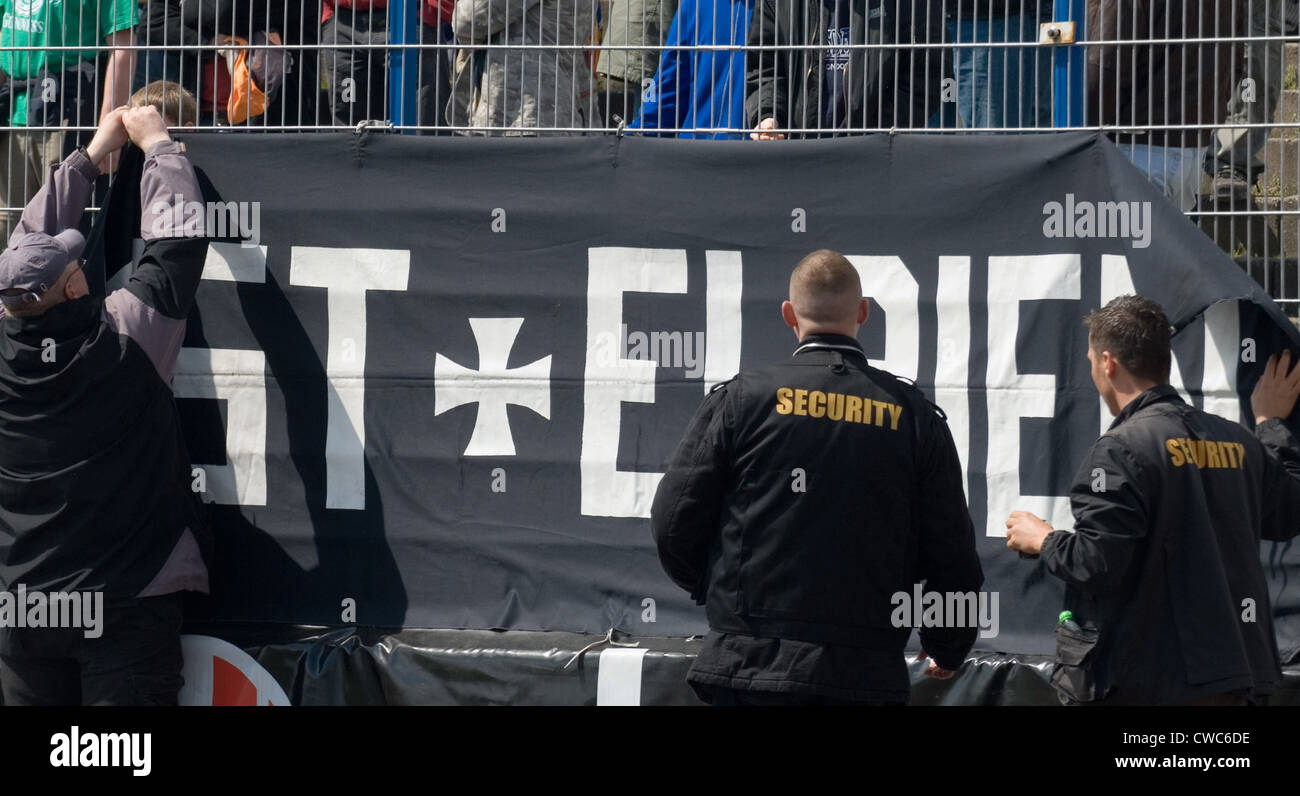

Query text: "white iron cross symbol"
[434, 317, 552, 456]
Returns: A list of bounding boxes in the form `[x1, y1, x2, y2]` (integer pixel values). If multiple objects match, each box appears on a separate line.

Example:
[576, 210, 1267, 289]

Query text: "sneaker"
[1211, 165, 1251, 203]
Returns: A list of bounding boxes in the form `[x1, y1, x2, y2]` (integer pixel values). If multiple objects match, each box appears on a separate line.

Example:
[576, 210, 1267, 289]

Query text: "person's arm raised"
[126, 105, 208, 318]
[1252, 351, 1300, 542]
[101, 106, 209, 386]
[11, 108, 129, 242]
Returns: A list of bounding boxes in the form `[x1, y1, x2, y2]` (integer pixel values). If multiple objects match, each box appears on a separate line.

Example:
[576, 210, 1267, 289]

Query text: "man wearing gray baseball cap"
[0, 105, 212, 705]
[0, 228, 88, 311]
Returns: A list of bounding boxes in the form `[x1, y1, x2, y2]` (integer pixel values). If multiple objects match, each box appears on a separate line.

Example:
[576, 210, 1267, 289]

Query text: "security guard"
[1007, 295, 1300, 705]
[651, 249, 983, 705]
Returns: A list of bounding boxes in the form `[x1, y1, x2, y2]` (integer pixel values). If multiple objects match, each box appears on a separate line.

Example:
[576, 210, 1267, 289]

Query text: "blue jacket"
[628, 0, 754, 139]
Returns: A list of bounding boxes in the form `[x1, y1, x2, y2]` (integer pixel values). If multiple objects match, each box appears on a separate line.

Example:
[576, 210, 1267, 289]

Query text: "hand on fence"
[123, 106, 172, 153]
[1252, 351, 1300, 424]
[87, 106, 129, 174]
[751, 118, 784, 141]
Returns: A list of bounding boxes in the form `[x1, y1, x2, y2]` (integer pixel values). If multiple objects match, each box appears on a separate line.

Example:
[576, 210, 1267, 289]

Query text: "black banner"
[134, 130, 1300, 658]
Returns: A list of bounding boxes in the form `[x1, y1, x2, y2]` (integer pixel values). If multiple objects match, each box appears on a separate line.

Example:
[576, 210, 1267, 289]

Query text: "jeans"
[1117, 142, 1206, 212]
[945, 12, 1053, 129]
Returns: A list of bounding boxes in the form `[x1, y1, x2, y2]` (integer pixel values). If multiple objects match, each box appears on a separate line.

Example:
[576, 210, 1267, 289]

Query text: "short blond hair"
[130, 81, 199, 127]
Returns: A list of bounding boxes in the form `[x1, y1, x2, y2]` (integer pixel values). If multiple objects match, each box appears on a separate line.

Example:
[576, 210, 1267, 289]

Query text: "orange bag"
[222, 33, 282, 125]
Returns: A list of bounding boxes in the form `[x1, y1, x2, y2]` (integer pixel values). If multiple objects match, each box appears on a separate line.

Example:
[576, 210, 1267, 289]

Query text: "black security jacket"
[651, 333, 983, 701]
[1043, 385, 1300, 704]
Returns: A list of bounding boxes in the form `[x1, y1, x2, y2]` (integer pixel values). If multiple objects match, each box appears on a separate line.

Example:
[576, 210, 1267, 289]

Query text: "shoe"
[1211, 165, 1250, 202]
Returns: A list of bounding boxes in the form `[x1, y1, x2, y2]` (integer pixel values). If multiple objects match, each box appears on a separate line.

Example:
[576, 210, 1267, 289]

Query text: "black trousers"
[0, 593, 184, 706]
[321, 8, 452, 130]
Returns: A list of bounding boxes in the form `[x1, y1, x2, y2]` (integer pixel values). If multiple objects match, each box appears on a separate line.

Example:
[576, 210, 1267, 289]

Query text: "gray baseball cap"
[0, 229, 86, 307]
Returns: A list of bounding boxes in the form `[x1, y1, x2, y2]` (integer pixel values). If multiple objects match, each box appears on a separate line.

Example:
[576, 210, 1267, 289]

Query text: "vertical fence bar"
[1052, 0, 1085, 127]
[389, 0, 421, 129]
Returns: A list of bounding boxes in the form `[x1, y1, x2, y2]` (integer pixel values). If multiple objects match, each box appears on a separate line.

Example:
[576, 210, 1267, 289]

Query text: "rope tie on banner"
[355, 119, 395, 134]
[562, 627, 639, 669]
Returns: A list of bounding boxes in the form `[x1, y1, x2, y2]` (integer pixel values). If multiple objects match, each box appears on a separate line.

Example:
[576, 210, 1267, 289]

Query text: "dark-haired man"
[651, 249, 983, 705]
[1006, 295, 1300, 705]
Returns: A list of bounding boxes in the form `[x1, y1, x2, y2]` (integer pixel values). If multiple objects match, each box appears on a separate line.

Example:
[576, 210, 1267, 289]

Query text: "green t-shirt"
[0, 0, 139, 125]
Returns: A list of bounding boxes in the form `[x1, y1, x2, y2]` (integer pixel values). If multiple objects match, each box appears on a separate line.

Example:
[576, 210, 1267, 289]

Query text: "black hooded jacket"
[744, 0, 950, 134]
[1044, 385, 1300, 704]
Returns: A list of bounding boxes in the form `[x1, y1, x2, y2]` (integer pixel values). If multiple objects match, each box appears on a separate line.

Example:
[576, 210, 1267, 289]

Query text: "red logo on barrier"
[179, 635, 291, 706]
[212, 655, 261, 705]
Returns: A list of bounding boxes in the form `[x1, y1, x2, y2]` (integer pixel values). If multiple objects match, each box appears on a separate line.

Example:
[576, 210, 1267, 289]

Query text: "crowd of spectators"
[0, 1, 1294, 225]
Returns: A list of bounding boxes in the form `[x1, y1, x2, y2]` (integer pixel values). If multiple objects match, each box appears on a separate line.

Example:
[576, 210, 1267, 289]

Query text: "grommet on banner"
[563, 627, 639, 669]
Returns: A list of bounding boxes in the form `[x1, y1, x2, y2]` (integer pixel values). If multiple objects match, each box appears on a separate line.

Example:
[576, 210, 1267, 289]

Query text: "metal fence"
[0, 1, 1296, 309]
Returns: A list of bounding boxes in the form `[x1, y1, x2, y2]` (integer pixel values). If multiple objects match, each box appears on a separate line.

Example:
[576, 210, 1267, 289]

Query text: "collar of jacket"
[1108, 383, 1182, 430]
[792, 333, 866, 360]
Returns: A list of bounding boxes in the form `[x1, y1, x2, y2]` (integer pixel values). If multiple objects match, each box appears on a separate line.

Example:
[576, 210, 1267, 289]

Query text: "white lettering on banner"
[582, 248, 688, 518]
[847, 255, 920, 381]
[168, 243, 1250, 535]
[289, 247, 411, 510]
[704, 250, 743, 392]
[173, 348, 268, 506]
[935, 256, 972, 493]
[1203, 301, 1241, 423]
[202, 241, 268, 283]
[434, 318, 552, 456]
[1098, 254, 1193, 437]
[985, 255, 1079, 537]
